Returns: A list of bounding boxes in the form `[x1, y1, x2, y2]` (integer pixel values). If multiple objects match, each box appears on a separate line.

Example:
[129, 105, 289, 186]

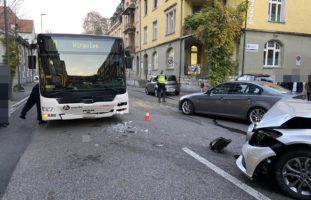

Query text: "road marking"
[10, 96, 29, 115]
[182, 147, 271, 200]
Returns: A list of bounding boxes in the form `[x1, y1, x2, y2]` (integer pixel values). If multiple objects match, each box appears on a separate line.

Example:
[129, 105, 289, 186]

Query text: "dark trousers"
[307, 92, 311, 101]
[157, 84, 166, 101]
[21, 84, 42, 121]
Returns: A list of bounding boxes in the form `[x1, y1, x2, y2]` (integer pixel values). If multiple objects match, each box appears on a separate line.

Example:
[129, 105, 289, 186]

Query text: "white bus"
[29, 34, 132, 120]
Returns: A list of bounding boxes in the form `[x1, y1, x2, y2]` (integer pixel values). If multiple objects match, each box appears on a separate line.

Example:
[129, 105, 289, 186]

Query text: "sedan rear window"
[261, 82, 290, 94]
[167, 75, 177, 81]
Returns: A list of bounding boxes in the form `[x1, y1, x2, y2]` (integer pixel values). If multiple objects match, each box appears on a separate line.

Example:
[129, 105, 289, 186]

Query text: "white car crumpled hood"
[256, 99, 311, 128]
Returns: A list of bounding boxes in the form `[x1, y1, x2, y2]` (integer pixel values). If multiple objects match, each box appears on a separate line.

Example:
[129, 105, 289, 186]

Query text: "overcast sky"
[20, 0, 119, 34]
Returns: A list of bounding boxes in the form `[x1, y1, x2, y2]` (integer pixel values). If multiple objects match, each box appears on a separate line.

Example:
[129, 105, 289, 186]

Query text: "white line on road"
[10, 96, 29, 115]
[182, 147, 271, 200]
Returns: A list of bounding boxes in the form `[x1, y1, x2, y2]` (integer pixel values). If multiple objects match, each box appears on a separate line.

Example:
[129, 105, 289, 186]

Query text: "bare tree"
[82, 11, 110, 35]
[0, 0, 26, 18]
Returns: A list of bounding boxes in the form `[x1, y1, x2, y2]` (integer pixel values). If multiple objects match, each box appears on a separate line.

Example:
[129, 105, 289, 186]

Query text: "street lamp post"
[41, 13, 47, 33]
[241, 0, 248, 76]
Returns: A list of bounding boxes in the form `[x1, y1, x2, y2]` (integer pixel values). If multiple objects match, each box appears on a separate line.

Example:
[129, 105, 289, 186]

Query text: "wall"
[140, 0, 182, 50]
[245, 0, 311, 34]
[239, 31, 311, 82]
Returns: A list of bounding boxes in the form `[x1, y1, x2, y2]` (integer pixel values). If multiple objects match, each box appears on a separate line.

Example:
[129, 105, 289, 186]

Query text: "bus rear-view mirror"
[28, 56, 36, 69]
[125, 57, 132, 69]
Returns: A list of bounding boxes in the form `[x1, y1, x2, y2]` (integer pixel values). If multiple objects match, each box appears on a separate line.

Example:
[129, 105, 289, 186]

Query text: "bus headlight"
[42, 107, 54, 112]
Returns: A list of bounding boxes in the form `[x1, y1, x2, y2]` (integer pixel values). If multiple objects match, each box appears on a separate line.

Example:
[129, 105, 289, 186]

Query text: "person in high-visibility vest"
[155, 70, 167, 103]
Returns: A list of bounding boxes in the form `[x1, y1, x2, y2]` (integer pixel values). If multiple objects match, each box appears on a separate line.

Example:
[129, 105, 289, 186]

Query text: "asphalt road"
[0, 106, 37, 199]
[1, 87, 293, 200]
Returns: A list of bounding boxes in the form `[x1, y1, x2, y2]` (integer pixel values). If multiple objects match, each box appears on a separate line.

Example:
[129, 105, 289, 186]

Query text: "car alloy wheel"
[181, 100, 194, 115]
[145, 88, 149, 95]
[275, 150, 311, 200]
[248, 107, 266, 123]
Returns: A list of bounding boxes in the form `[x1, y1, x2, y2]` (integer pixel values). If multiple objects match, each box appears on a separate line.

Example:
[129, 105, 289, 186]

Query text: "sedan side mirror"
[125, 57, 133, 69]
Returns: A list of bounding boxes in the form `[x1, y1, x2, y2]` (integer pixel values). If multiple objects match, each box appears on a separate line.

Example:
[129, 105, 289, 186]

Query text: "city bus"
[28, 34, 132, 121]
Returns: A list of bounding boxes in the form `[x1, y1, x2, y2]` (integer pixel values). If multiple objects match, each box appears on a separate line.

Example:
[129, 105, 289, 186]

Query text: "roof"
[0, 6, 34, 33]
[17, 19, 34, 33]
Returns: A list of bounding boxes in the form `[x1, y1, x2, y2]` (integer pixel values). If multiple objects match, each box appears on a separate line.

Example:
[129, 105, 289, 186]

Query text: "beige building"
[231, 0, 311, 82]
[109, 0, 141, 81]
[110, 0, 207, 89]
[111, 0, 311, 88]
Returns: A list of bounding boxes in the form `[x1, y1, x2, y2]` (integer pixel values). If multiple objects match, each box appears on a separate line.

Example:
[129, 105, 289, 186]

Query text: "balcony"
[122, 2, 135, 15]
[123, 24, 136, 34]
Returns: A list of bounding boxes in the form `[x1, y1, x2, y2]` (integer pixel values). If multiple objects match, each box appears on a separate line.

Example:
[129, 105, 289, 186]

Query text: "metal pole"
[241, 0, 248, 76]
[179, 0, 183, 86]
[0, 0, 10, 126]
[14, 24, 21, 86]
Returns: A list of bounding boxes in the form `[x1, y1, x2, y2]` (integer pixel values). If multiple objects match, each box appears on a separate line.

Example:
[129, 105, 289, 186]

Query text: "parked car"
[236, 99, 311, 200]
[237, 74, 273, 83]
[179, 81, 305, 123]
[145, 75, 180, 96]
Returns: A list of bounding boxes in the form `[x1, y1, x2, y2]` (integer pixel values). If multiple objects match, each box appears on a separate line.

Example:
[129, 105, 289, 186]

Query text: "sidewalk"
[9, 82, 37, 112]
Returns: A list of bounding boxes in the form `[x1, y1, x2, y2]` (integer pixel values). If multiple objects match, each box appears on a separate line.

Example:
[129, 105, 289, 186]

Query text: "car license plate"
[167, 88, 175, 92]
[83, 114, 96, 119]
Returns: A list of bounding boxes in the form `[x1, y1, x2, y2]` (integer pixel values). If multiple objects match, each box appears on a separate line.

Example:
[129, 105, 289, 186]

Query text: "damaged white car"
[236, 99, 311, 200]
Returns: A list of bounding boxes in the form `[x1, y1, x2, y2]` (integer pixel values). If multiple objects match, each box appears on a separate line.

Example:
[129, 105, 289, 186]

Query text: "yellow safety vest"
[157, 75, 166, 84]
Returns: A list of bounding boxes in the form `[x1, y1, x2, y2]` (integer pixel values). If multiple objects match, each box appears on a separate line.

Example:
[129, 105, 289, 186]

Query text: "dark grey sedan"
[179, 81, 306, 123]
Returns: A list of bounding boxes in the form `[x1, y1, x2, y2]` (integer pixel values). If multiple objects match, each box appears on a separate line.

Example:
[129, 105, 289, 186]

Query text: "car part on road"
[209, 137, 232, 153]
[274, 149, 311, 200]
[181, 100, 194, 115]
[247, 107, 266, 124]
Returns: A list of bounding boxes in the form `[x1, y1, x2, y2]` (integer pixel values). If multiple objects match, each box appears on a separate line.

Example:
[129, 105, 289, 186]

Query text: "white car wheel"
[275, 149, 311, 200]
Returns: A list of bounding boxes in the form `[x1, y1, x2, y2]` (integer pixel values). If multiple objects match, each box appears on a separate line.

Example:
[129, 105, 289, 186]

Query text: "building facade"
[109, 0, 141, 83]
[236, 0, 311, 82]
[110, 0, 311, 87]
[136, 0, 207, 88]
[0, 6, 36, 86]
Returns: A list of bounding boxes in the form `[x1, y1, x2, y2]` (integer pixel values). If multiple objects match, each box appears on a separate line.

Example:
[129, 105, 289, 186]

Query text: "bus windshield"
[37, 34, 126, 97]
